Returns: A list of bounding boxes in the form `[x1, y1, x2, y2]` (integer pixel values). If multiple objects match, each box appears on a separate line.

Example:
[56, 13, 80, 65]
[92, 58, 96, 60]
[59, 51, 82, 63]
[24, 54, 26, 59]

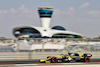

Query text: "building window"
[52, 33, 82, 38]
[44, 30, 47, 31]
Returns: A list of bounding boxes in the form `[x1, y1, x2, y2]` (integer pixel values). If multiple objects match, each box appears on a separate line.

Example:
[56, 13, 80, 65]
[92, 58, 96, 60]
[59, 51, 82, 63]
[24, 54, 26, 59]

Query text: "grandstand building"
[13, 7, 84, 38]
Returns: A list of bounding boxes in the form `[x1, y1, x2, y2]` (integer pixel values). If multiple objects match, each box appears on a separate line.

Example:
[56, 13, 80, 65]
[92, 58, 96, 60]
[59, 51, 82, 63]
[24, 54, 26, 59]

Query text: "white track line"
[62, 63, 83, 65]
[14, 62, 100, 66]
[15, 64, 38, 66]
[14, 63, 85, 66]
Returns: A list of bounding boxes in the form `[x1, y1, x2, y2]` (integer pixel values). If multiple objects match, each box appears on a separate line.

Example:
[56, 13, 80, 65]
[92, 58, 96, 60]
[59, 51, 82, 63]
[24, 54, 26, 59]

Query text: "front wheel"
[51, 57, 58, 63]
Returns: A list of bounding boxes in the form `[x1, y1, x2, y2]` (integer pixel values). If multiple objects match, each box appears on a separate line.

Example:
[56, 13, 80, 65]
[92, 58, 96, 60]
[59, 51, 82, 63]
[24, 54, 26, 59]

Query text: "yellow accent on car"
[62, 50, 66, 52]
[40, 59, 45, 62]
[77, 53, 84, 59]
[69, 56, 74, 58]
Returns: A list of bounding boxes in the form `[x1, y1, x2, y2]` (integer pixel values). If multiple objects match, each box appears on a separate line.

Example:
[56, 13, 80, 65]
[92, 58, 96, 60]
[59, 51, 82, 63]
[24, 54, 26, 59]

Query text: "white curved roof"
[13, 26, 84, 38]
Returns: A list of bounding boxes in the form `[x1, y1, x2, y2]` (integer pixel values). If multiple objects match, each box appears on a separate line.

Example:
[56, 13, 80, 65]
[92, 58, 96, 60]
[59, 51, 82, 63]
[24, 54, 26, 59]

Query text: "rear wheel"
[85, 56, 90, 62]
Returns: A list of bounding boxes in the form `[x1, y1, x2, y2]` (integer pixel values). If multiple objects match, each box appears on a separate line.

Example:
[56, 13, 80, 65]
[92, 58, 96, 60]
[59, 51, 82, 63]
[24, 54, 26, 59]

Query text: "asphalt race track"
[0, 62, 100, 67]
[0, 58, 100, 64]
[14, 64, 100, 67]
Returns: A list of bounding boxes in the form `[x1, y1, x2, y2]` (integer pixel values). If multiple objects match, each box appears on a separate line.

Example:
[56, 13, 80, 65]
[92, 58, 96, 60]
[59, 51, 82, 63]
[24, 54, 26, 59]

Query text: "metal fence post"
[65, 39, 68, 52]
[86, 39, 90, 52]
[29, 50, 32, 59]
[17, 39, 20, 52]
[42, 39, 45, 52]
[16, 39, 20, 59]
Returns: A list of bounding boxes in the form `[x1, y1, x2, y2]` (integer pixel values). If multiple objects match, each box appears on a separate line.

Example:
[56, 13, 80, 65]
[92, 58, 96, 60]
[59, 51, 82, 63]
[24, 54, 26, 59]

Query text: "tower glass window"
[52, 26, 66, 31]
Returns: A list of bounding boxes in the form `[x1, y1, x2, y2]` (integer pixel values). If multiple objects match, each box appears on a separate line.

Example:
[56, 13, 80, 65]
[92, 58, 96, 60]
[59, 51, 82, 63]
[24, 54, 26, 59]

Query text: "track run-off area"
[0, 62, 100, 67]
[0, 58, 100, 67]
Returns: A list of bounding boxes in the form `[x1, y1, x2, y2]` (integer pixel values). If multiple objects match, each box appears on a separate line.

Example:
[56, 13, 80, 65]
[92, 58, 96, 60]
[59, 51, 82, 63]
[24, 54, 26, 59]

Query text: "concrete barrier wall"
[0, 52, 100, 60]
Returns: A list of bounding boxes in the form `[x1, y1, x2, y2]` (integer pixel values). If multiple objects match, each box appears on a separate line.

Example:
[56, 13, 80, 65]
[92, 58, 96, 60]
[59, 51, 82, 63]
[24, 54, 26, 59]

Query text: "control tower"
[13, 7, 84, 38]
[38, 7, 53, 28]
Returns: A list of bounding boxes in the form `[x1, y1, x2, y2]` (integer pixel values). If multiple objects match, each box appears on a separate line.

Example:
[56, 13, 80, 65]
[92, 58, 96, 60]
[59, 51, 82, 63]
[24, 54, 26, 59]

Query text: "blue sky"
[0, 0, 100, 38]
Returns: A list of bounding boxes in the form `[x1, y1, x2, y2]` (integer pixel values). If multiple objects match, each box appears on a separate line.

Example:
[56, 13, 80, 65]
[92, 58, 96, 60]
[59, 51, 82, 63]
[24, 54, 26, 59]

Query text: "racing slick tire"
[84, 56, 90, 62]
[47, 56, 51, 59]
[51, 57, 58, 63]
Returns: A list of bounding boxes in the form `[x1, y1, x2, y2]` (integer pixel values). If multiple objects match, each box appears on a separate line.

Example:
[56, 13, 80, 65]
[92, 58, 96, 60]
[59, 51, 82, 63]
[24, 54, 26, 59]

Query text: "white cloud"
[19, 5, 25, 10]
[54, 7, 74, 15]
[54, 9, 61, 15]
[10, 8, 17, 13]
[18, 5, 33, 14]
[66, 7, 74, 15]
[68, 7, 74, 12]
[3, 10, 8, 13]
[0, 10, 8, 13]
[79, 2, 90, 8]
[0, 5, 33, 14]
[87, 10, 100, 16]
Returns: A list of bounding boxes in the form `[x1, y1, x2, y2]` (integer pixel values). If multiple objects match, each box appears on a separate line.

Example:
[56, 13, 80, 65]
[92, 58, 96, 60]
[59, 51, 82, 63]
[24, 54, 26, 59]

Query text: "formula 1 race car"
[39, 53, 92, 63]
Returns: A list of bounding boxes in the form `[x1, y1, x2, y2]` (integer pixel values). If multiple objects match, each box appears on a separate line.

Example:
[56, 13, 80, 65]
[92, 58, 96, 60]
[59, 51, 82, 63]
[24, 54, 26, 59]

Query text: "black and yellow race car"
[39, 53, 92, 63]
